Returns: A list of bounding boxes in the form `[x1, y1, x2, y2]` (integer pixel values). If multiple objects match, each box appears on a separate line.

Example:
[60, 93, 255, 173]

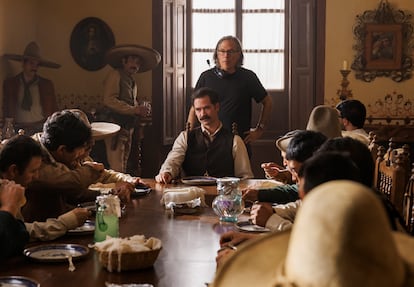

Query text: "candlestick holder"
[337, 69, 353, 101]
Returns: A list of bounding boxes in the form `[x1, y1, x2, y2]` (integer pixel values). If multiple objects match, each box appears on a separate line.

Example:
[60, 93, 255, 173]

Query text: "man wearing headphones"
[187, 36, 272, 155]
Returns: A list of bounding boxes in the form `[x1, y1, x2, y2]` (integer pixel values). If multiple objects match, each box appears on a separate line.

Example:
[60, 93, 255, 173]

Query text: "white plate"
[241, 179, 284, 190]
[236, 221, 270, 233]
[0, 276, 40, 287]
[23, 244, 89, 262]
[181, 176, 217, 186]
[91, 122, 120, 140]
[67, 220, 95, 235]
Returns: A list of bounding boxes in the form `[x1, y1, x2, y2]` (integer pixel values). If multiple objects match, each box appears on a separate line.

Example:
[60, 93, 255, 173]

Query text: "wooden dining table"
[0, 179, 257, 287]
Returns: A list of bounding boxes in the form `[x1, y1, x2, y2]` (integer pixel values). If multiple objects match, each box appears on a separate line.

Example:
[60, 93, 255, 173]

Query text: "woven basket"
[98, 247, 162, 272]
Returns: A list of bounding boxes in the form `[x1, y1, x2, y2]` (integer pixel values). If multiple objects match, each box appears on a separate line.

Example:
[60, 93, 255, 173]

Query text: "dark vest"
[182, 127, 234, 177]
[109, 70, 137, 129]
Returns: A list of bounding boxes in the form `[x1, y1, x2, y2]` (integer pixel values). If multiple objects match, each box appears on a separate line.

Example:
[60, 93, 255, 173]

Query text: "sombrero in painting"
[105, 44, 161, 73]
[4, 41, 61, 68]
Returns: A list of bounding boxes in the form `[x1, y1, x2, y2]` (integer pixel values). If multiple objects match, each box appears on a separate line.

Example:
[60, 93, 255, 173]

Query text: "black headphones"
[214, 67, 232, 79]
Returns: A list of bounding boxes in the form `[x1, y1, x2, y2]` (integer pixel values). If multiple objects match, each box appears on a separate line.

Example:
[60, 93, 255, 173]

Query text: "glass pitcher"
[212, 177, 244, 222]
[94, 194, 121, 242]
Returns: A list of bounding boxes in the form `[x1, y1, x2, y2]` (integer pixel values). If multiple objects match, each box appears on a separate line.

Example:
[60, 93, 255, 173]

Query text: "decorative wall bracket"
[351, 0, 413, 82]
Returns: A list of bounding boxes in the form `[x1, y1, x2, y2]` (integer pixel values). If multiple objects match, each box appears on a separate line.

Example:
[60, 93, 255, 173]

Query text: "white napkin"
[160, 186, 207, 208]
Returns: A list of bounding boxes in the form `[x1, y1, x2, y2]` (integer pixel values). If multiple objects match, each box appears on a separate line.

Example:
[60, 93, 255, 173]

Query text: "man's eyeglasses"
[217, 49, 240, 55]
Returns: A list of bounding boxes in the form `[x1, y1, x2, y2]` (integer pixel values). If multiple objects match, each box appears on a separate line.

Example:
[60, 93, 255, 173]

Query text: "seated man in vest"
[0, 135, 90, 250]
[155, 87, 253, 184]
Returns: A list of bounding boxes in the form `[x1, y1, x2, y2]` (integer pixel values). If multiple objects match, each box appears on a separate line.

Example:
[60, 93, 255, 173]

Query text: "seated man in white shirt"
[336, 99, 370, 144]
[156, 87, 253, 184]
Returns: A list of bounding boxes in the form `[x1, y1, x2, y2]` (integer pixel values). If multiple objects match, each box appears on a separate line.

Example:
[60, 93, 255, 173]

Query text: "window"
[191, 0, 285, 90]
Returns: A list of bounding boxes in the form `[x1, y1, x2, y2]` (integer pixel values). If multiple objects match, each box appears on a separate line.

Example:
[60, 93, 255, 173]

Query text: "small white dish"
[24, 244, 89, 262]
[236, 221, 270, 233]
[0, 276, 40, 287]
[68, 220, 95, 235]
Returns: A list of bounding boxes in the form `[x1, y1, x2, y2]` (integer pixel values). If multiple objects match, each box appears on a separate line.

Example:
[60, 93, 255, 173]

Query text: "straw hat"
[306, 105, 342, 139]
[105, 44, 161, 73]
[213, 180, 414, 287]
[275, 130, 301, 153]
[4, 41, 61, 68]
[275, 105, 342, 153]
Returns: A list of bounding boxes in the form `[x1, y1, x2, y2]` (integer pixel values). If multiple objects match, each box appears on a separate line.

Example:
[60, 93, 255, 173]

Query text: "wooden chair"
[374, 147, 410, 217]
[368, 131, 379, 163]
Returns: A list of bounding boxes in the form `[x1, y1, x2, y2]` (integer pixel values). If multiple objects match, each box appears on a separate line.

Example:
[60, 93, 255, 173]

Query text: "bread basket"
[98, 247, 162, 272]
[94, 235, 162, 272]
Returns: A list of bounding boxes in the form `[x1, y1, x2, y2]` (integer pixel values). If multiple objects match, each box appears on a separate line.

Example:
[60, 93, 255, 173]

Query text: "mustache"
[199, 115, 211, 121]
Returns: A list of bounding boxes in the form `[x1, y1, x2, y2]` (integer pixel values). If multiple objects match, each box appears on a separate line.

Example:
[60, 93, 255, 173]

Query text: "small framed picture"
[364, 24, 402, 70]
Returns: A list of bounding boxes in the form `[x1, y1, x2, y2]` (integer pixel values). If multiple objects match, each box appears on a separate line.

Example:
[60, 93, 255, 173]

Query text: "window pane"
[192, 13, 235, 48]
[193, 0, 234, 9]
[244, 53, 284, 90]
[192, 52, 214, 86]
[243, 0, 284, 9]
[242, 13, 284, 49]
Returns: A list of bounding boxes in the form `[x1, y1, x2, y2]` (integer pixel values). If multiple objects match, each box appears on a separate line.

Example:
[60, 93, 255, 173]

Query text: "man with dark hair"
[156, 87, 253, 184]
[187, 36, 272, 153]
[336, 99, 369, 144]
[0, 135, 90, 259]
[22, 110, 107, 222]
[316, 137, 406, 232]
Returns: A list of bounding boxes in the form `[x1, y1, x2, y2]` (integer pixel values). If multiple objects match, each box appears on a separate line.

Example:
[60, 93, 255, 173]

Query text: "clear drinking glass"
[212, 177, 244, 222]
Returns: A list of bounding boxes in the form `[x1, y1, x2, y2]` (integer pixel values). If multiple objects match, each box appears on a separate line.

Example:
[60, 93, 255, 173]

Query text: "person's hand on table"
[219, 230, 257, 247]
[250, 202, 274, 227]
[111, 183, 132, 203]
[155, 172, 172, 184]
[72, 207, 91, 225]
[217, 231, 259, 268]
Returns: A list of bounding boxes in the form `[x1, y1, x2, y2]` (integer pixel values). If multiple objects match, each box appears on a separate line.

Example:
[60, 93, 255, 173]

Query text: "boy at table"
[0, 136, 90, 259]
[155, 87, 253, 184]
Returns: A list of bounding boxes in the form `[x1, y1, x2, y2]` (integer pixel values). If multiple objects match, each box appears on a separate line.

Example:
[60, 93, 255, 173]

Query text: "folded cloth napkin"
[160, 187, 207, 208]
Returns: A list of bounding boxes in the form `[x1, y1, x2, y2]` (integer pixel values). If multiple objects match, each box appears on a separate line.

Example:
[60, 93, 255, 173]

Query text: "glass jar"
[94, 194, 120, 242]
[2, 117, 16, 140]
[212, 177, 244, 222]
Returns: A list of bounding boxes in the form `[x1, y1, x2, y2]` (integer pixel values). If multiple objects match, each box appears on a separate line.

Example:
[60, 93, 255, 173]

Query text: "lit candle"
[342, 60, 348, 70]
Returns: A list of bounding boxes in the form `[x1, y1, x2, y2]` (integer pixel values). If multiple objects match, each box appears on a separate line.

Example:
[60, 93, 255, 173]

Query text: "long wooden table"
[0, 179, 247, 287]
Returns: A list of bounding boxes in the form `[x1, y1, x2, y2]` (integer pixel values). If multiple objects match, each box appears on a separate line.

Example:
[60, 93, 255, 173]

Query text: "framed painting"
[351, 0, 413, 82]
[364, 24, 402, 70]
[70, 17, 115, 71]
